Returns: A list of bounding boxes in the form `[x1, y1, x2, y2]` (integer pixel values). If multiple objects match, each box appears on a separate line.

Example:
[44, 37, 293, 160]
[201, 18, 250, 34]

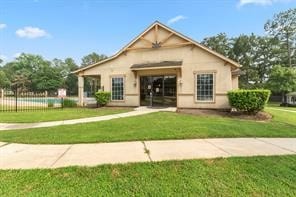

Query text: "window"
[111, 77, 124, 101]
[196, 73, 214, 101]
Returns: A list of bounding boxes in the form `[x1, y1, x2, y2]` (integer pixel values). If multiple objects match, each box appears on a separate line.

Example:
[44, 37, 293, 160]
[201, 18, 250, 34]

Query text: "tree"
[267, 65, 296, 102]
[201, 33, 231, 57]
[11, 74, 31, 92]
[0, 70, 10, 88]
[32, 63, 63, 92]
[1, 53, 65, 92]
[230, 34, 259, 88]
[251, 36, 281, 86]
[202, 33, 281, 88]
[51, 58, 79, 95]
[81, 52, 107, 67]
[265, 8, 296, 67]
[228, 34, 281, 88]
[64, 58, 78, 95]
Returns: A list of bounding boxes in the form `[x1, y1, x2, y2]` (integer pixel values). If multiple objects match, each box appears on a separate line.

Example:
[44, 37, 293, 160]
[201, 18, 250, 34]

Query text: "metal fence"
[0, 87, 65, 112]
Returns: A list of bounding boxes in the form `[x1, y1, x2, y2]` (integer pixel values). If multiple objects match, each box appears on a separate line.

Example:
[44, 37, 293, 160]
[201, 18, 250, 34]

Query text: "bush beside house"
[95, 91, 111, 107]
[228, 89, 271, 113]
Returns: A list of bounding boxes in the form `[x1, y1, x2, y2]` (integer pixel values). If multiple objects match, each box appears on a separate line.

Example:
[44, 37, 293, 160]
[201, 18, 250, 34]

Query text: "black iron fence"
[0, 87, 74, 112]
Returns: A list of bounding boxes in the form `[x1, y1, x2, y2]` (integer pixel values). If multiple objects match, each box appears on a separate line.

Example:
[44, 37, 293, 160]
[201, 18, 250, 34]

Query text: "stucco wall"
[79, 29, 238, 109]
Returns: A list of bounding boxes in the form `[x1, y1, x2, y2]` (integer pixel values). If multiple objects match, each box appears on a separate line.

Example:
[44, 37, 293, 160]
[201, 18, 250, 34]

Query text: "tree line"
[201, 8, 296, 98]
[0, 52, 107, 95]
[0, 8, 295, 98]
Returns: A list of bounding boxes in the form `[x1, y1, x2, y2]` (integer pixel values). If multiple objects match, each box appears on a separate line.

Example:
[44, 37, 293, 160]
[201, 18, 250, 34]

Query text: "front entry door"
[140, 75, 176, 107]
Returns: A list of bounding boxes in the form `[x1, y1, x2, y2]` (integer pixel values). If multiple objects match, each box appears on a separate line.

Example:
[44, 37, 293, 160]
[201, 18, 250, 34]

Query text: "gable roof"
[74, 21, 241, 74]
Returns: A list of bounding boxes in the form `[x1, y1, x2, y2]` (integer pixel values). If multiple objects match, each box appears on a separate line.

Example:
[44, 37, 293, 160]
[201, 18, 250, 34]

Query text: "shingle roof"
[130, 61, 182, 69]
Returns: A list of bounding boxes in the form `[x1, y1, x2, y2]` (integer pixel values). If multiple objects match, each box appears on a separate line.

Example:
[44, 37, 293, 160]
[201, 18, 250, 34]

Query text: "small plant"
[95, 91, 111, 107]
[228, 89, 271, 113]
[48, 100, 54, 108]
[62, 98, 77, 108]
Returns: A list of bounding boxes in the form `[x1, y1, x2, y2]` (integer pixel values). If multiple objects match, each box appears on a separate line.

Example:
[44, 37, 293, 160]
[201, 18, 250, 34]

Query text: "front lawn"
[0, 155, 295, 196]
[0, 109, 295, 144]
[267, 102, 296, 111]
[0, 107, 132, 123]
[266, 108, 296, 126]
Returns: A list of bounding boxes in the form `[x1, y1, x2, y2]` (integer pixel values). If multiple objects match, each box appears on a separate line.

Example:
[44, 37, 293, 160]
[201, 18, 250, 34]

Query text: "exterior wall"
[79, 31, 238, 109]
[287, 95, 296, 104]
[232, 76, 239, 89]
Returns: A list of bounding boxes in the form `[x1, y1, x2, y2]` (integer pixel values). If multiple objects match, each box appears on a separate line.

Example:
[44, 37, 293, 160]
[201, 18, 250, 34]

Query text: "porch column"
[78, 76, 84, 106]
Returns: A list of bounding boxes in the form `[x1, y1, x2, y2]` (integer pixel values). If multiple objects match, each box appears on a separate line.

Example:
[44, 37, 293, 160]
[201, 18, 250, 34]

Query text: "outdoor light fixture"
[178, 79, 183, 86]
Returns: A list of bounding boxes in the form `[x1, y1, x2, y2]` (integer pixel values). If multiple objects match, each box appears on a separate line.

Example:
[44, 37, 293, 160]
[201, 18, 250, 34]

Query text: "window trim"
[110, 75, 125, 102]
[194, 71, 216, 103]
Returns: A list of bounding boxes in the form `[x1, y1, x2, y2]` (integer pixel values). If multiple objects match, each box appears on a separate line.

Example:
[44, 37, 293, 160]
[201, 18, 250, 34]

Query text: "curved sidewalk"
[0, 138, 295, 169]
[0, 107, 176, 131]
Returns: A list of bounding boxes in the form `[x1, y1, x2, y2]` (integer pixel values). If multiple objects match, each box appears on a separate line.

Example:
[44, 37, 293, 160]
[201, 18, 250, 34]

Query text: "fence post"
[15, 85, 18, 112]
[0, 89, 3, 111]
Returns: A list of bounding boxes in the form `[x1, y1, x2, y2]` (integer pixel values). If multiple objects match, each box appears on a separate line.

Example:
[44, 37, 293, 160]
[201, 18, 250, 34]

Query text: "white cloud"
[13, 52, 22, 58]
[16, 26, 50, 39]
[167, 15, 187, 25]
[238, 0, 293, 7]
[0, 23, 7, 30]
[0, 54, 7, 62]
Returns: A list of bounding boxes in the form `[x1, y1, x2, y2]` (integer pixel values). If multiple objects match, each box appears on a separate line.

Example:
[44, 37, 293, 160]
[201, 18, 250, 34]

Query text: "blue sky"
[0, 0, 295, 64]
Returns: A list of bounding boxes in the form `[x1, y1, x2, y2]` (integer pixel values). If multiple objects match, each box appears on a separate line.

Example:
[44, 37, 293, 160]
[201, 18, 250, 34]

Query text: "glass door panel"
[152, 76, 164, 106]
[163, 76, 176, 106]
[140, 75, 176, 107]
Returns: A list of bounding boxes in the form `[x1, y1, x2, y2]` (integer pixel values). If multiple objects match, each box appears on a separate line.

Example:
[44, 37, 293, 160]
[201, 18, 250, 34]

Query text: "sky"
[0, 0, 296, 65]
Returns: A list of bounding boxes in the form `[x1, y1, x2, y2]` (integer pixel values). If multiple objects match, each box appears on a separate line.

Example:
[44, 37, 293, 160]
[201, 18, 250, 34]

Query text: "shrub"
[62, 98, 77, 108]
[227, 89, 271, 113]
[95, 91, 111, 106]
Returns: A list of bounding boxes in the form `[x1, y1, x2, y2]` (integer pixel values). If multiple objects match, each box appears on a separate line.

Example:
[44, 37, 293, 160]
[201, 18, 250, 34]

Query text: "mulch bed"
[177, 108, 272, 122]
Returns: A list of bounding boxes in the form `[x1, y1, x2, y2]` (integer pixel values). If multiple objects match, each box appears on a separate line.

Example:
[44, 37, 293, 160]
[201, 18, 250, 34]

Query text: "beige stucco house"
[74, 21, 241, 109]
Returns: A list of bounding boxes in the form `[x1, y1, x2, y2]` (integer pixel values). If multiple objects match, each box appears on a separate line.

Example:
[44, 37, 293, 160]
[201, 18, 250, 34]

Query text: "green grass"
[269, 106, 296, 111]
[266, 108, 296, 126]
[267, 102, 296, 111]
[267, 101, 282, 107]
[0, 109, 295, 144]
[0, 155, 295, 196]
[0, 107, 132, 123]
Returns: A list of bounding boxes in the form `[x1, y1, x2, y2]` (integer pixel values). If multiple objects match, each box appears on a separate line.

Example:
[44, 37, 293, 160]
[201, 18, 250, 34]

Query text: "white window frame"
[194, 71, 216, 103]
[110, 75, 125, 101]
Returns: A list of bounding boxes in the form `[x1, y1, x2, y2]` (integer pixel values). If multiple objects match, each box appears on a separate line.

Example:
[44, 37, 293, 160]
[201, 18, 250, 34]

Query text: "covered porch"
[78, 75, 101, 106]
[286, 92, 296, 106]
[131, 61, 182, 107]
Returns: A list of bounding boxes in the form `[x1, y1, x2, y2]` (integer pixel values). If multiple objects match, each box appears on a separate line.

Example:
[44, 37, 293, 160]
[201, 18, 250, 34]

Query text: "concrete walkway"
[0, 138, 295, 169]
[0, 107, 176, 131]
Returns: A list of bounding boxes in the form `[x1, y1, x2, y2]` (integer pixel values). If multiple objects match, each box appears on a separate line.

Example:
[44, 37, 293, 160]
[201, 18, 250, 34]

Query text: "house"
[74, 21, 241, 109]
[286, 92, 296, 106]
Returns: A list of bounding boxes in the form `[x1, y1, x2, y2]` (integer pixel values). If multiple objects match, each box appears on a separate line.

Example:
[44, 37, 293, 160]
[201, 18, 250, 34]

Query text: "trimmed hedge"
[227, 89, 271, 113]
[95, 91, 111, 106]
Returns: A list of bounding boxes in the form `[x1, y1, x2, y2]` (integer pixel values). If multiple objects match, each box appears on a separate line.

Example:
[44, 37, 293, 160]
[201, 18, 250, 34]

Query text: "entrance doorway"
[140, 75, 177, 107]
